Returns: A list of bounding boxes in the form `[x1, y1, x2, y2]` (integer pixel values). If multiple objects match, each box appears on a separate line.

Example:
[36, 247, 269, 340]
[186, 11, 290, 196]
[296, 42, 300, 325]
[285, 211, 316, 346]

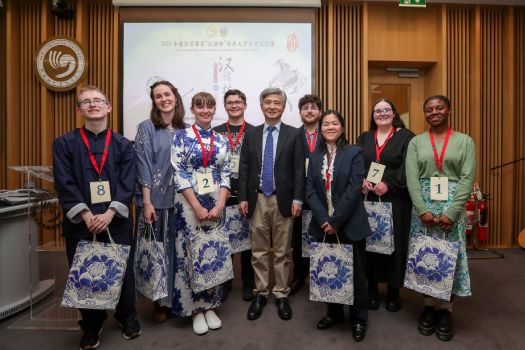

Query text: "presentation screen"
[122, 22, 313, 140]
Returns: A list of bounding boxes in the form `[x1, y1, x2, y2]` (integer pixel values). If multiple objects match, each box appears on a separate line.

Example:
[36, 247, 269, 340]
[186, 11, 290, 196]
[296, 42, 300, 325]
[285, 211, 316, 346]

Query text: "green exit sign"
[399, 0, 426, 7]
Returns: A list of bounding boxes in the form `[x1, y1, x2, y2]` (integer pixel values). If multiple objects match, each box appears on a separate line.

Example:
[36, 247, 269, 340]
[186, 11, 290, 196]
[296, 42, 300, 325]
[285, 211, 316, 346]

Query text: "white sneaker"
[204, 310, 222, 330]
[192, 312, 208, 335]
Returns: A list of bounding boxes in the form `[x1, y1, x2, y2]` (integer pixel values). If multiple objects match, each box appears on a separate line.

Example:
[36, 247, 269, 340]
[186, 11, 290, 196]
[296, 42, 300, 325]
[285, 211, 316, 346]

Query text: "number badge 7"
[366, 162, 386, 184]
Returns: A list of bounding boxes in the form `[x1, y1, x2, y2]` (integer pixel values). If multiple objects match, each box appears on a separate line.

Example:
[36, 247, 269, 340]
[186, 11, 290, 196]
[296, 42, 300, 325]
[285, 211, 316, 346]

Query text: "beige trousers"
[249, 193, 294, 298]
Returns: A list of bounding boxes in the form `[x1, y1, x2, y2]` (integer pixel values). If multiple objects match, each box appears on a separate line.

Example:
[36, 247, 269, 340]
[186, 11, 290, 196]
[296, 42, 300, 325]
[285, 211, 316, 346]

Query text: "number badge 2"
[196, 172, 215, 195]
[430, 177, 449, 201]
[90, 181, 111, 203]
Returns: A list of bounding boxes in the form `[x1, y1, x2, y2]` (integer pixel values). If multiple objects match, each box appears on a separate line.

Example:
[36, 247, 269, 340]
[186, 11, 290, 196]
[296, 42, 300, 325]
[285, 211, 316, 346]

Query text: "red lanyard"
[226, 121, 246, 151]
[306, 131, 317, 153]
[325, 151, 336, 190]
[429, 128, 451, 173]
[79, 127, 111, 179]
[374, 128, 395, 161]
[192, 124, 214, 168]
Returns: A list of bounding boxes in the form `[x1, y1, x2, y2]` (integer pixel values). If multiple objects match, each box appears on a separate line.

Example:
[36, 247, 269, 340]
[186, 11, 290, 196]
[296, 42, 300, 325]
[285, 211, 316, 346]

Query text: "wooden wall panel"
[0, 4, 6, 189]
[479, 7, 505, 246]
[87, 1, 118, 130]
[514, 7, 525, 244]
[317, 1, 362, 142]
[446, 6, 471, 134]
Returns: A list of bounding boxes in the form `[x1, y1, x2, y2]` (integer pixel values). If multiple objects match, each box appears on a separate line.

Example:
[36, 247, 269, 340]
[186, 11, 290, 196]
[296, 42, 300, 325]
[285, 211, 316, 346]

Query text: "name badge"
[90, 181, 111, 204]
[196, 172, 215, 195]
[305, 158, 309, 177]
[430, 177, 449, 201]
[230, 154, 240, 174]
[366, 162, 386, 184]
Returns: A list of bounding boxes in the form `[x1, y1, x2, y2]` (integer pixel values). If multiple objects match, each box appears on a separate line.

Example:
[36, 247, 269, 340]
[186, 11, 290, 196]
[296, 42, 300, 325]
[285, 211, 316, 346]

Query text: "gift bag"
[186, 225, 234, 293]
[301, 210, 315, 258]
[134, 223, 168, 301]
[224, 205, 251, 254]
[62, 230, 130, 310]
[309, 235, 354, 305]
[403, 233, 460, 301]
[364, 197, 395, 255]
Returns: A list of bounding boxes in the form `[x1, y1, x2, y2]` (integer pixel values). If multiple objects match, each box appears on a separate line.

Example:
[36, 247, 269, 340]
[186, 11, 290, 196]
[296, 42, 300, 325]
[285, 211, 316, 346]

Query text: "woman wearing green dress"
[405, 95, 476, 342]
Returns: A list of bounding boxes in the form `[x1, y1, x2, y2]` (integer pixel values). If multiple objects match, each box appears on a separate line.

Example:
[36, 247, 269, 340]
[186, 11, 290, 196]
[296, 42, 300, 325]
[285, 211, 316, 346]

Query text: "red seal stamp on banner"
[287, 34, 298, 52]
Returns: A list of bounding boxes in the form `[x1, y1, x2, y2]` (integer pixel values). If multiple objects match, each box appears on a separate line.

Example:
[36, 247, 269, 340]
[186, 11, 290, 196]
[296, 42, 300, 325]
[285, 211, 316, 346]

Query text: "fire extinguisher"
[477, 194, 489, 241]
[465, 195, 476, 235]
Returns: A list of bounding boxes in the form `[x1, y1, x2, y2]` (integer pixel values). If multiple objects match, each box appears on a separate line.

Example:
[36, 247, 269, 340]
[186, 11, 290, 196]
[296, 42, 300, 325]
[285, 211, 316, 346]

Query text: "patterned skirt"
[409, 179, 471, 297]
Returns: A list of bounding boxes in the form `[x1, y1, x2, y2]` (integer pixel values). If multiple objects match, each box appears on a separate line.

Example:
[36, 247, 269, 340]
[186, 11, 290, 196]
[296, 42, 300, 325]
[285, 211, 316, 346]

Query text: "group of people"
[52, 82, 475, 350]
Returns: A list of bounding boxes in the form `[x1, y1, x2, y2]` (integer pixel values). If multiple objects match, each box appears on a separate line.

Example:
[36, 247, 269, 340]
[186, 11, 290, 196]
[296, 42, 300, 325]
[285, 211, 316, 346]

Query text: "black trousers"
[65, 231, 137, 329]
[292, 212, 309, 281]
[323, 237, 368, 324]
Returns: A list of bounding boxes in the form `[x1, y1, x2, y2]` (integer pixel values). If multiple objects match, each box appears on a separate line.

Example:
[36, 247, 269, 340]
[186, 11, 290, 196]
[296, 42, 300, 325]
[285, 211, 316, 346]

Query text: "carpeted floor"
[1, 248, 524, 350]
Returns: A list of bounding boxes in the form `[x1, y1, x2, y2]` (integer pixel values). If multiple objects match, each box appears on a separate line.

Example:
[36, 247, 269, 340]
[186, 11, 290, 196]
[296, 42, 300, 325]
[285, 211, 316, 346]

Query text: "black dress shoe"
[242, 282, 255, 301]
[435, 309, 454, 341]
[247, 295, 267, 320]
[276, 297, 292, 320]
[351, 322, 367, 342]
[289, 279, 305, 296]
[385, 296, 401, 312]
[316, 315, 343, 330]
[418, 306, 437, 336]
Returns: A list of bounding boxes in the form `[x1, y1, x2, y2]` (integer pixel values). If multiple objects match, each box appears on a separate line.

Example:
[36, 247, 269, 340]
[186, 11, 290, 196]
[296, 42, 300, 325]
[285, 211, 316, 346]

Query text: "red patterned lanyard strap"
[325, 149, 336, 190]
[192, 124, 214, 168]
[79, 127, 111, 179]
[226, 121, 246, 151]
[374, 127, 395, 161]
[429, 127, 451, 173]
[306, 130, 317, 153]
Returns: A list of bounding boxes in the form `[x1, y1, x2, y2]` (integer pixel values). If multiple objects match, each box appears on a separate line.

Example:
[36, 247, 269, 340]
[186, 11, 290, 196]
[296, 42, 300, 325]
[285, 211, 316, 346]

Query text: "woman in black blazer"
[306, 110, 372, 342]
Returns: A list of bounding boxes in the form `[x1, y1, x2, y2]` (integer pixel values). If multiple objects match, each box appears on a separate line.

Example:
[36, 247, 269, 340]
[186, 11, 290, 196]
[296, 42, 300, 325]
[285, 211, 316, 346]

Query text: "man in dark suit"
[238, 87, 305, 321]
[289, 94, 323, 296]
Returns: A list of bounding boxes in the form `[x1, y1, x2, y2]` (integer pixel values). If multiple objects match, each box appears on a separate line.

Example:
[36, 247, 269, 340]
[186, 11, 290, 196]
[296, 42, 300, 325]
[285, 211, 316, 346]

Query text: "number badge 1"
[90, 181, 111, 204]
[196, 172, 215, 195]
[366, 162, 386, 184]
[430, 177, 449, 201]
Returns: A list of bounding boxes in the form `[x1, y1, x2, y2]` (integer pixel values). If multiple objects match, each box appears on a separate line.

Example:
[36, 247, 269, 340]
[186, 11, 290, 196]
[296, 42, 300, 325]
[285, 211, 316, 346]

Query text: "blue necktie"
[262, 126, 275, 196]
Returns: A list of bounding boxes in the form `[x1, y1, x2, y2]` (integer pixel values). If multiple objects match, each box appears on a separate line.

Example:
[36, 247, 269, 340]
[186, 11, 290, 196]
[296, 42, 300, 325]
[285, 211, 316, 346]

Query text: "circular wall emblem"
[34, 36, 87, 92]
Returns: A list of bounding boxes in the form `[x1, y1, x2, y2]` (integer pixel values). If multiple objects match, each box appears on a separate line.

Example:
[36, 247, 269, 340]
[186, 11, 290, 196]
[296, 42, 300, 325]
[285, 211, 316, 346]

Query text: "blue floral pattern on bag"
[224, 205, 250, 254]
[134, 222, 168, 301]
[62, 240, 130, 310]
[301, 210, 314, 257]
[309, 241, 354, 305]
[364, 200, 394, 255]
[404, 234, 459, 301]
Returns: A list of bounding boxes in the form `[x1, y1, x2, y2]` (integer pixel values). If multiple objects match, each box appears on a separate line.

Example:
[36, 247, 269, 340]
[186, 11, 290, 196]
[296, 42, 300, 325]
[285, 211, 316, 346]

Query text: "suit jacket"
[238, 122, 305, 218]
[306, 145, 372, 241]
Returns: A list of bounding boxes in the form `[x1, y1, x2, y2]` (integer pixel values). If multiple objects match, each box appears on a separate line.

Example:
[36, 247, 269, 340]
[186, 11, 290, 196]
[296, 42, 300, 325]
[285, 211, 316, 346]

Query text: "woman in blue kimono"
[171, 92, 231, 335]
[134, 80, 185, 322]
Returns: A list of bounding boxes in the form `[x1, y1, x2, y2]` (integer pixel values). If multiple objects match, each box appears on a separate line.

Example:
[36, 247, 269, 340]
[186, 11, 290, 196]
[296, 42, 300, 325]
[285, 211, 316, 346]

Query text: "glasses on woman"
[373, 107, 392, 115]
[78, 98, 107, 107]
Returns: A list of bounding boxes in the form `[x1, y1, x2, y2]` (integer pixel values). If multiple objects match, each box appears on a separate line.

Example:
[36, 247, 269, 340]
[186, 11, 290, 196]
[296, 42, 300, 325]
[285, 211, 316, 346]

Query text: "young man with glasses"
[289, 94, 323, 296]
[53, 85, 141, 350]
[213, 89, 255, 301]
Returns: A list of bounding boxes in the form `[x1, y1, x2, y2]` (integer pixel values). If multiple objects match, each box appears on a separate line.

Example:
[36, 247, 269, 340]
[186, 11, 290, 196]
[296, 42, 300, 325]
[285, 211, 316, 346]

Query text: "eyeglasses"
[78, 98, 107, 107]
[373, 108, 392, 115]
[225, 100, 245, 107]
[301, 105, 320, 111]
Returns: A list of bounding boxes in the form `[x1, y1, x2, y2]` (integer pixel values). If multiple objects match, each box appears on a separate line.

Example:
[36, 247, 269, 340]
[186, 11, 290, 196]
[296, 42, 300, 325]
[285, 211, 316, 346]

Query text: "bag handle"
[322, 232, 341, 245]
[92, 228, 117, 248]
